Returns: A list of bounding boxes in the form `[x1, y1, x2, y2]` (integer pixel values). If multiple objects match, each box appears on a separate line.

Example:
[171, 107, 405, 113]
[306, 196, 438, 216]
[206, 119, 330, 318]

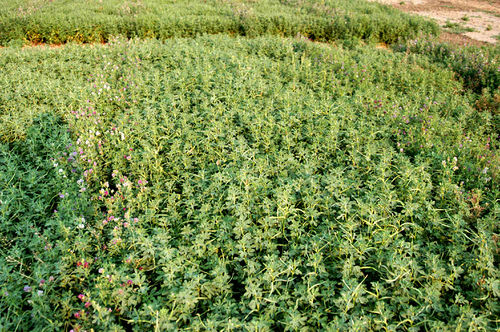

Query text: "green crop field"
[0, 1, 498, 331]
[0, 0, 438, 45]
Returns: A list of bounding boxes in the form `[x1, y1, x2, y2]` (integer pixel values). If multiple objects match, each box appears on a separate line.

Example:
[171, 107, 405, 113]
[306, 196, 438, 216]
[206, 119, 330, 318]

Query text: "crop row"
[0, 0, 439, 46]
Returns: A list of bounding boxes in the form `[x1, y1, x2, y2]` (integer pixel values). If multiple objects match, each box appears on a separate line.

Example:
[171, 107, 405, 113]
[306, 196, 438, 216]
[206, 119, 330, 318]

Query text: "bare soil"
[368, 0, 500, 44]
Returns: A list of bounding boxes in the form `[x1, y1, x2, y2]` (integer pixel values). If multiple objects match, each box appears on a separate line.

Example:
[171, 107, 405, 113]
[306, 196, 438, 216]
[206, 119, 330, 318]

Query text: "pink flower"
[85, 302, 91, 308]
[74, 312, 81, 319]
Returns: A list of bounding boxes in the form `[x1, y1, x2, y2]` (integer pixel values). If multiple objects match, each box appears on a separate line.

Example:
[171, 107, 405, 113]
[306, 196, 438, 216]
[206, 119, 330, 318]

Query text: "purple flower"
[23, 286, 32, 292]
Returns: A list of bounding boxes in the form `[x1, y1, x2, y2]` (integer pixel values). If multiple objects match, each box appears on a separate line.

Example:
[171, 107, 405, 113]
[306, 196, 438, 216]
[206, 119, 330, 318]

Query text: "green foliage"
[394, 38, 500, 95]
[0, 36, 498, 330]
[0, 114, 93, 331]
[0, 0, 439, 46]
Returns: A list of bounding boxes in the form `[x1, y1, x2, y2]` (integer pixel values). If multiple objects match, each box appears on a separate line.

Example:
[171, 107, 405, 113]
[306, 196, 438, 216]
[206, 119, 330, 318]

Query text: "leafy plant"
[0, 36, 497, 330]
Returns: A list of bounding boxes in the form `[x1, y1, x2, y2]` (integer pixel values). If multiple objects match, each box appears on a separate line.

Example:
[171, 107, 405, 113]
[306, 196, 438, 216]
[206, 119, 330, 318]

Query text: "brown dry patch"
[373, 0, 499, 12]
[369, 0, 500, 44]
[375, 42, 390, 49]
[439, 31, 488, 46]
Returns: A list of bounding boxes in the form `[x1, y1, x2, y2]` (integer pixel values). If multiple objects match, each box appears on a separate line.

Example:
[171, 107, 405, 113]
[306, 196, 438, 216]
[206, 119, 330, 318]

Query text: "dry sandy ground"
[368, 0, 500, 44]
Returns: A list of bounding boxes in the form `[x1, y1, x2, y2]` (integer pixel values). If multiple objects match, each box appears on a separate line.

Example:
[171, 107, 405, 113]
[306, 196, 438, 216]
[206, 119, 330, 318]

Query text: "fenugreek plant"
[0, 36, 498, 331]
[0, 0, 438, 46]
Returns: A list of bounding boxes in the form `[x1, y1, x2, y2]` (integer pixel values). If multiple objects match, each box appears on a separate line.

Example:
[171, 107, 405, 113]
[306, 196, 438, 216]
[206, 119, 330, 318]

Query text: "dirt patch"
[438, 31, 489, 46]
[369, 0, 500, 44]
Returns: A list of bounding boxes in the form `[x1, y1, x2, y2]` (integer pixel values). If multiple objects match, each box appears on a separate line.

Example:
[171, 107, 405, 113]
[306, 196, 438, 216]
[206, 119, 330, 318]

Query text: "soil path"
[369, 0, 500, 45]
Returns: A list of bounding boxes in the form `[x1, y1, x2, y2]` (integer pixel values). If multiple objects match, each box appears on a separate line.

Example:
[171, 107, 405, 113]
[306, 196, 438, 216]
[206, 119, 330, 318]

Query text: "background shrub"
[0, 0, 439, 46]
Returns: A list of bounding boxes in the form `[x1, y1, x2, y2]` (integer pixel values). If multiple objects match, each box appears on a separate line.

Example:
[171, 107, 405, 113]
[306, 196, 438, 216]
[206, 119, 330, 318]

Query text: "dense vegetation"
[0, 0, 439, 46]
[0, 35, 498, 331]
[394, 38, 500, 98]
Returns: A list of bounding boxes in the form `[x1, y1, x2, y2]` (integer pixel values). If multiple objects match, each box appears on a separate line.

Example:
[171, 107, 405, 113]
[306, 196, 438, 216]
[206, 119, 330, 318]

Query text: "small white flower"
[78, 224, 85, 229]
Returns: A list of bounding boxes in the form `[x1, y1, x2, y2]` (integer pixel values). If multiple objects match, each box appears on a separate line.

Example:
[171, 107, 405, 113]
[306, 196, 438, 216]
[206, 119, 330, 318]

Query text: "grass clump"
[443, 21, 475, 34]
[0, 36, 498, 331]
[0, 0, 439, 46]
